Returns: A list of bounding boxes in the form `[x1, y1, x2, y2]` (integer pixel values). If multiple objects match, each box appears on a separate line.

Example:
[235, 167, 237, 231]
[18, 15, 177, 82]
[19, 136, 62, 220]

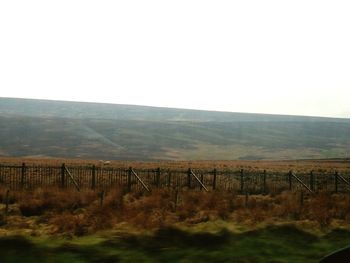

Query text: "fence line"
[0, 163, 349, 194]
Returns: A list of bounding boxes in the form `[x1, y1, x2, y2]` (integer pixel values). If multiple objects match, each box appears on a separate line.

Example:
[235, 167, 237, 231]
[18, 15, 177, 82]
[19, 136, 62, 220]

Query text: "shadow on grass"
[103, 227, 231, 251]
[0, 225, 350, 263]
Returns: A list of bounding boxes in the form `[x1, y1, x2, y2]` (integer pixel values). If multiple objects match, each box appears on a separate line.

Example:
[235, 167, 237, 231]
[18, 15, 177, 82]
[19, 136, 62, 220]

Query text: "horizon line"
[1, 95, 349, 120]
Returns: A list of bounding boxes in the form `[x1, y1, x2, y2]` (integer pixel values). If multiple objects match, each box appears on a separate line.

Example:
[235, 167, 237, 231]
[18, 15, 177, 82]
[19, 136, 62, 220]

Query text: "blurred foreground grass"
[1, 224, 350, 263]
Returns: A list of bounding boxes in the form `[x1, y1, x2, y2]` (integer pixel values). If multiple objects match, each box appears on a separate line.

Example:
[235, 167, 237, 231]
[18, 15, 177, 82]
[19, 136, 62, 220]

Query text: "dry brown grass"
[122, 189, 175, 228]
[307, 192, 344, 228]
[15, 188, 96, 216]
[2, 186, 350, 235]
[1, 156, 350, 172]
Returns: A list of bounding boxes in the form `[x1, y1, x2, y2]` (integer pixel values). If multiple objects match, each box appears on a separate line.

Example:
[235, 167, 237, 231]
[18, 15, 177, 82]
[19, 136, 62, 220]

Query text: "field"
[2, 156, 350, 170]
[1, 158, 350, 262]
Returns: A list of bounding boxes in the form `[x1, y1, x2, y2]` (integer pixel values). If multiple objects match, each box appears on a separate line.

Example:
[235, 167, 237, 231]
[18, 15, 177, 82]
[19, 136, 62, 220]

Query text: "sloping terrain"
[0, 97, 349, 160]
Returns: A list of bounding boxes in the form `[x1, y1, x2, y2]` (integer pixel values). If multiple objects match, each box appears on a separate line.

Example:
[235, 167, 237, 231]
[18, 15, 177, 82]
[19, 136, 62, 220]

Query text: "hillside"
[0, 97, 349, 160]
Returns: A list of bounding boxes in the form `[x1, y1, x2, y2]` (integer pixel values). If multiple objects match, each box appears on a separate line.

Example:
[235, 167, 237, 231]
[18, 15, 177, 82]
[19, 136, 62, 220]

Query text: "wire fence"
[0, 163, 349, 194]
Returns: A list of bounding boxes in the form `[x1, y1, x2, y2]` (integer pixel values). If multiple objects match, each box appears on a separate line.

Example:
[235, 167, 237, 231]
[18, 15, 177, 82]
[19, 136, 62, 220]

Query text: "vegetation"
[3, 187, 350, 231]
[1, 186, 350, 262]
[1, 225, 350, 263]
[0, 159, 350, 262]
[0, 189, 350, 262]
[1, 97, 350, 160]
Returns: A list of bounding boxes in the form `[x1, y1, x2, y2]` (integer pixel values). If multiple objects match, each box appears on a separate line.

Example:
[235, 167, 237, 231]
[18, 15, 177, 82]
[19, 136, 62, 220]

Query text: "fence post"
[127, 167, 132, 192]
[335, 171, 338, 193]
[61, 163, 66, 188]
[245, 191, 249, 207]
[200, 173, 204, 191]
[187, 168, 192, 189]
[288, 171, 292, 191]
[5, 189, 10, 216]
[300, 190, 304, 208]
[167, 171, 171, 188]
[21, 163, 26, 188]
[174, 189, 178, 212]
[263, 170, 266, 194]
[156, 167, 161, 188]
[310, 170, 315, 192]
[240, 169, 244, 194]
[99, 190, 105, 206]
[212, 169, 217, 190]
[91, 165, 96, 190]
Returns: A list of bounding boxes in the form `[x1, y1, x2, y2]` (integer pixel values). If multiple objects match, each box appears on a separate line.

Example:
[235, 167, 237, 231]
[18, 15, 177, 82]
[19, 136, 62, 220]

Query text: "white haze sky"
[0, 1, 350, 118]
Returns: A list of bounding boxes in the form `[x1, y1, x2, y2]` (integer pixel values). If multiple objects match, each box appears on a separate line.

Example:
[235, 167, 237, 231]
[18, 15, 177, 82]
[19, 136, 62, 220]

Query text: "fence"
[0, 163, 350, 194]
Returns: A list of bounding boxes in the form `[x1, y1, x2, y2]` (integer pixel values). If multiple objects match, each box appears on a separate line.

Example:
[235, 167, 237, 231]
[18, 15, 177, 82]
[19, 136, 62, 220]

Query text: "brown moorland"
[1, 157, 350, 171]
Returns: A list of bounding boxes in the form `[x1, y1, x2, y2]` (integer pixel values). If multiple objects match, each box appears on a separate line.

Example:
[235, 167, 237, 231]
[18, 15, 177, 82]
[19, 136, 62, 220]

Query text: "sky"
[0, 1, 349, 118]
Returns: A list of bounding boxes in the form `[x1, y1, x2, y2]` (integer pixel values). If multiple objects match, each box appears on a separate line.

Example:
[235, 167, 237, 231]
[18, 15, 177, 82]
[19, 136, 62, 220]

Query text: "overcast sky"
[0, 1, 349, 118]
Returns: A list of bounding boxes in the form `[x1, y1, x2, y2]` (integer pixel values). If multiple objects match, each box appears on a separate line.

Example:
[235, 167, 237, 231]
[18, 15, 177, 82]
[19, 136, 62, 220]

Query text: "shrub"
[308, 192, 334, 227]
[50, 213, 88, 236]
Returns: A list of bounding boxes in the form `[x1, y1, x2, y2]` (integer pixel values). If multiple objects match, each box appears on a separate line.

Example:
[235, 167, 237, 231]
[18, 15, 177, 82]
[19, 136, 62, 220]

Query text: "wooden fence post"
[335, 171, 338, 193]
[5, 162, 350, 194]
[5, 189, 10, 216]
[174, 190, 178, 212]
[187, 168, 192, 189]
[99, 190, 105, 206]
[21, 163, 26, 189]
[200, 173, 204, 191]
[300, 191, 304, 208]
[127, 167, 132, 192]
[310, 171, 315, 192]
[156, 167, 161, 188]
[240, 169, 244, 194]
[91, 165, 96, 190]
[212, 169, 217, 190]
[61, 163, 66, 188]
[263, 170, 267, 194]
[288, 171, 292, 191]
[245, 191, 249, 207]
[167, 171, 171, 188]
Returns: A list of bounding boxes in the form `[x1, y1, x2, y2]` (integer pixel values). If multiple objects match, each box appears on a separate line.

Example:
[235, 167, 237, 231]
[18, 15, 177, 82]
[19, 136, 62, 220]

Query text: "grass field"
[1, 224, 350, 263]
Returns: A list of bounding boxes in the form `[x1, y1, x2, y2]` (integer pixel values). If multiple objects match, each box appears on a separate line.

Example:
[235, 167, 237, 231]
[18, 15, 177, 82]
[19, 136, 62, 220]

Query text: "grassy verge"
[1, 224, 350, 263]
[2, 187, 350, 262]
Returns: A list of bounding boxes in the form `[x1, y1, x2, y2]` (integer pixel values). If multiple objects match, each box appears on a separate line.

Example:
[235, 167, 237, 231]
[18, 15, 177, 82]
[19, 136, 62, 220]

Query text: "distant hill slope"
[0, 97, 349, 160]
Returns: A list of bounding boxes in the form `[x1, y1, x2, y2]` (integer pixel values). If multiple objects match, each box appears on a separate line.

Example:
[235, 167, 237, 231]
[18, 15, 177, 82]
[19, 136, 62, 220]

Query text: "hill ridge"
[0, 97, 349, 160]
